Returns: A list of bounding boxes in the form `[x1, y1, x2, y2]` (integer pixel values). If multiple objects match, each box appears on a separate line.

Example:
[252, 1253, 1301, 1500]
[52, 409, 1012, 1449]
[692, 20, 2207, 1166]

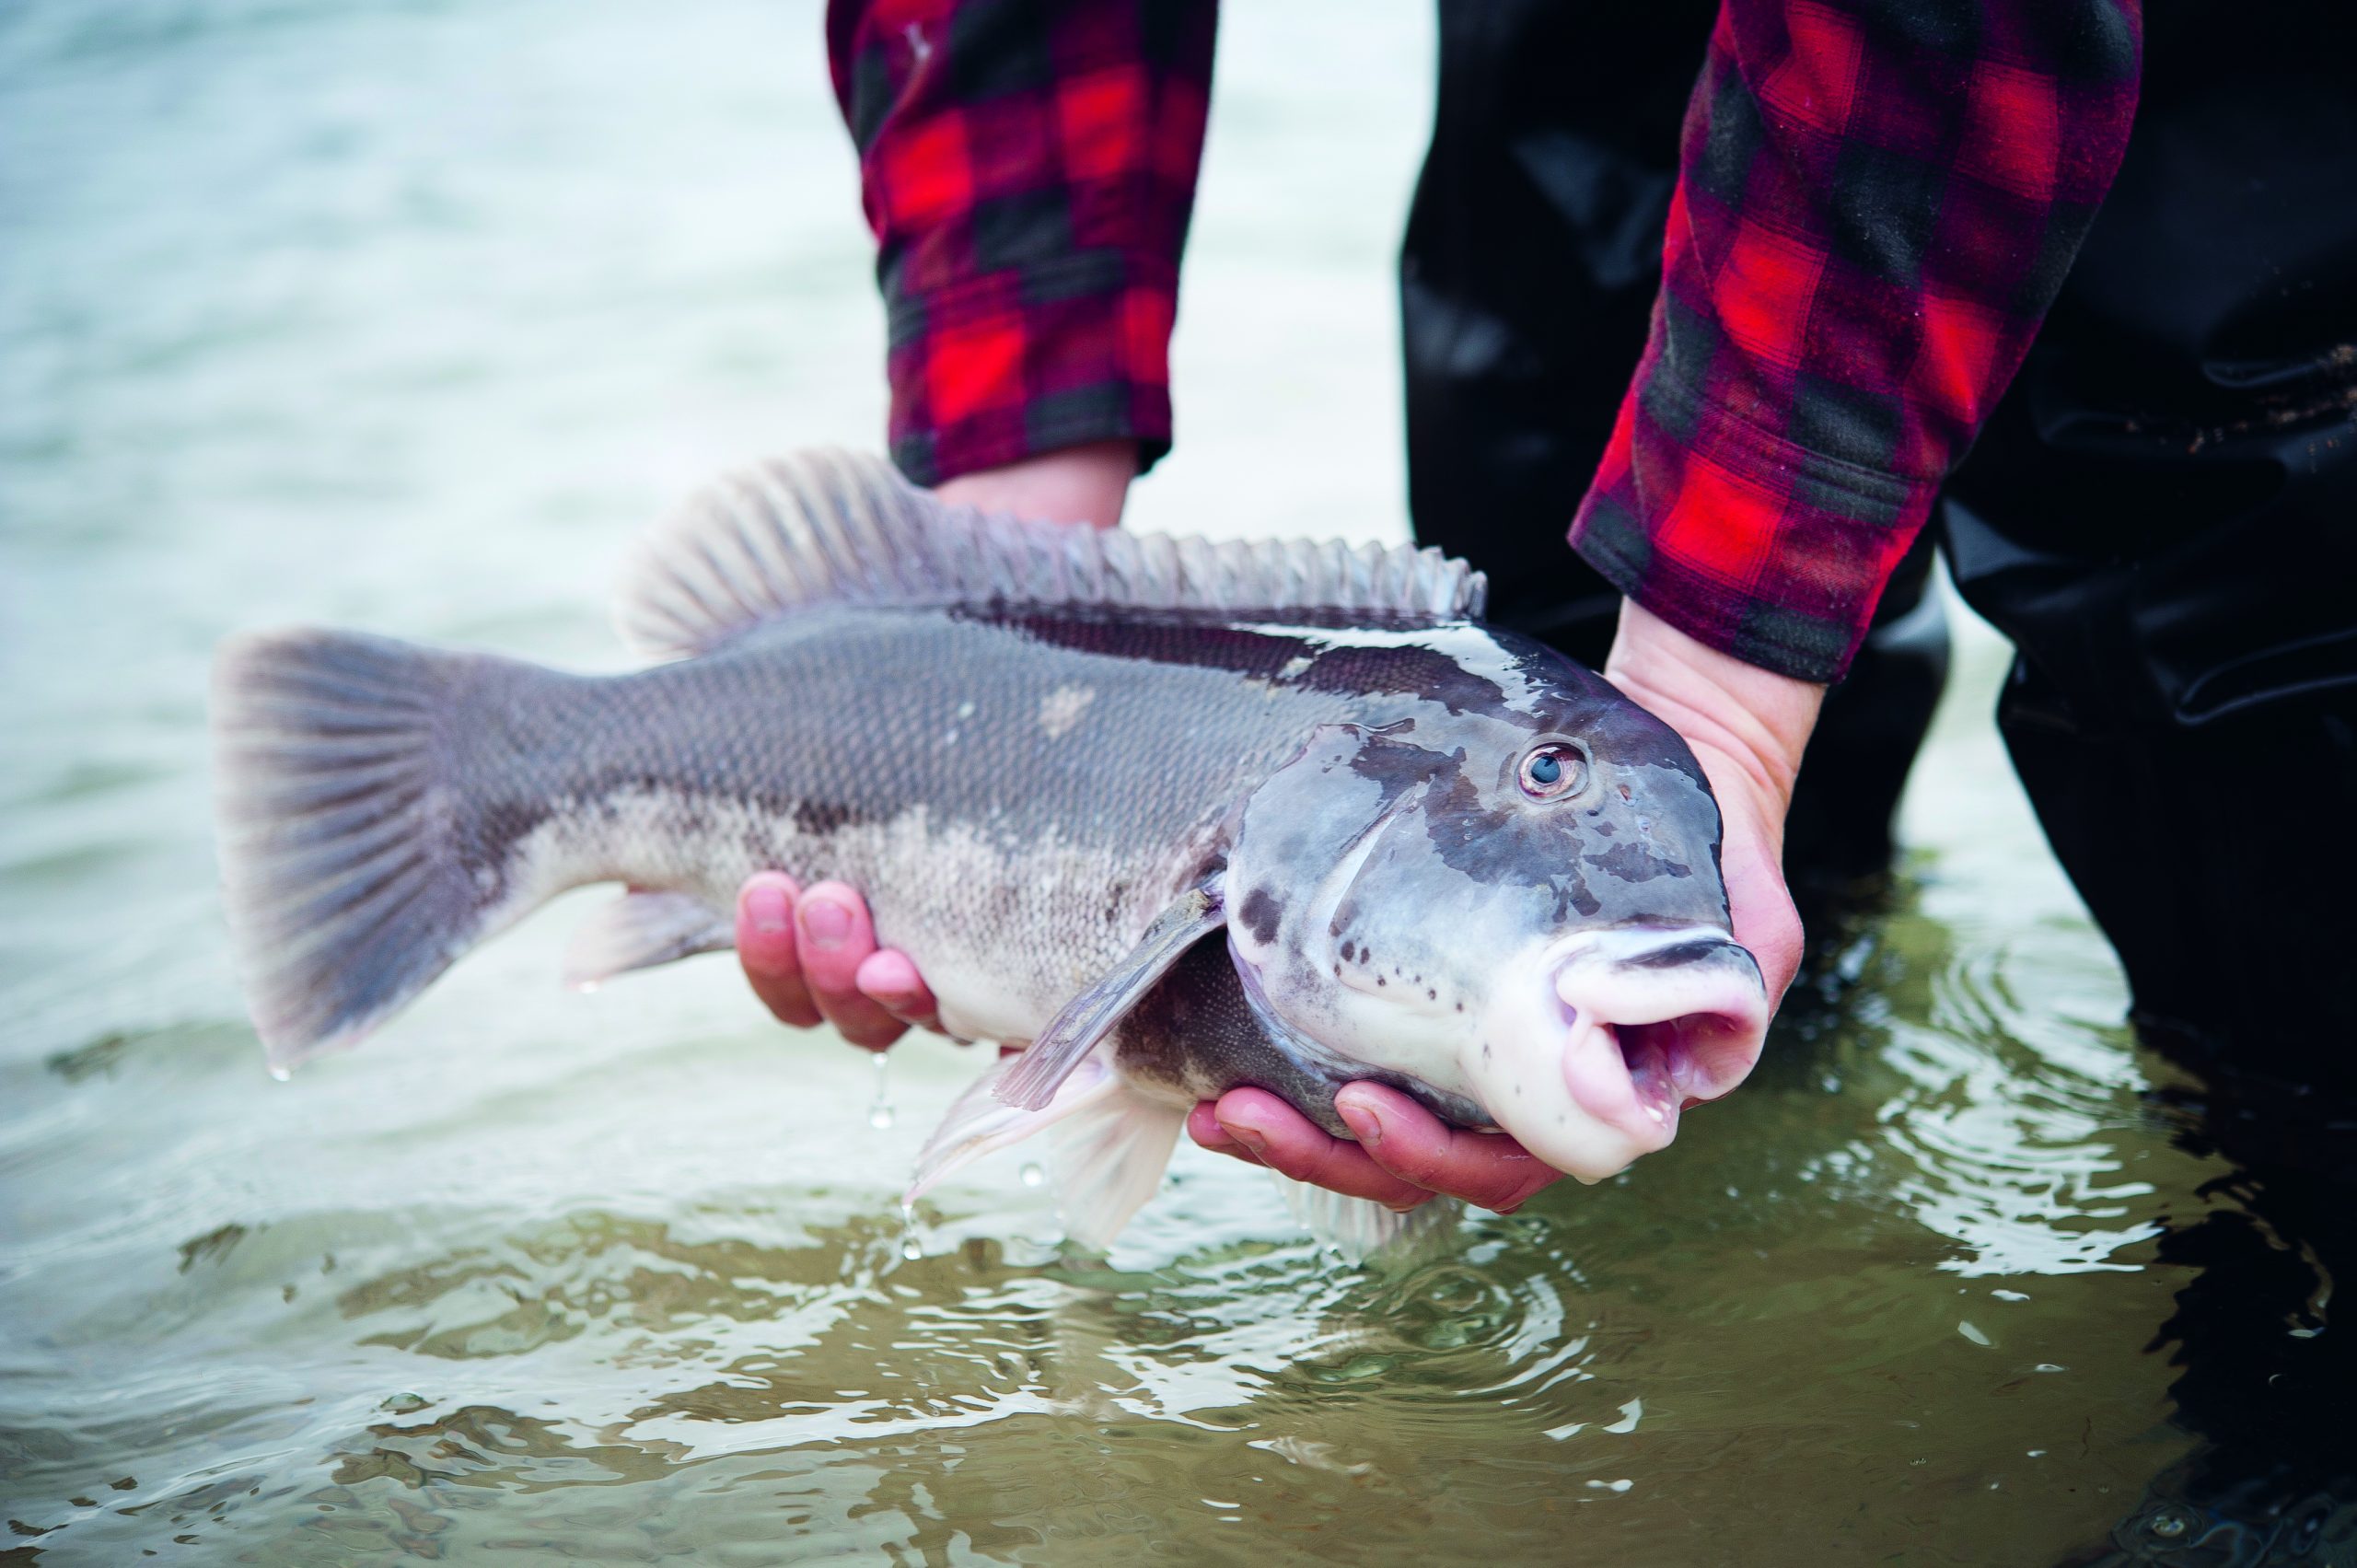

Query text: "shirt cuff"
[883, 251, 1178, 489]
[1569, 339, 1935, 685]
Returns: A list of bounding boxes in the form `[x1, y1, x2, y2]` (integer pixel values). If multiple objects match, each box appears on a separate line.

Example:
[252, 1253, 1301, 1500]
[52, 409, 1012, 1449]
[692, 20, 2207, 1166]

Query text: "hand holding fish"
[725, 444, 1136, 1052]
[721, 558, 1819, 1226]
[1597, 598, 1817, 1017]
[732, 874, 1569, 1214]
[216, 449, 1781, 1251]
[735, 874, 941, 1049]
[725, 443, 1628, 1220]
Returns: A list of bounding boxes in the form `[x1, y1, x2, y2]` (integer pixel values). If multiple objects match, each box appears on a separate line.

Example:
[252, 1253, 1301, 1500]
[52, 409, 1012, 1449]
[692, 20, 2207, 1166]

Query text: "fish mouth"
[1550, 926, 1770, 1151]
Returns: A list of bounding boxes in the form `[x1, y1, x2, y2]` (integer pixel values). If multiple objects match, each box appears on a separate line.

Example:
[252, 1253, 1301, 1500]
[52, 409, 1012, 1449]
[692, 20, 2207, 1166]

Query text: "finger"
[795, 881, 910, 1051]
[1206, 1087, 1433, 1210]
[737, 874, 820, 1028]
[1187, 1100, 1259, 1162]
[853, 947, 941, 1033]
[1335, 1083, 1562, 1214]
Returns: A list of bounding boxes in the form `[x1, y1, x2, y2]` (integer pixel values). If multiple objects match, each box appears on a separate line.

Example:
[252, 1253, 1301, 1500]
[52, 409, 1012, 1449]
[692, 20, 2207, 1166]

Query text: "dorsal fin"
[613, 448, 1488, 659]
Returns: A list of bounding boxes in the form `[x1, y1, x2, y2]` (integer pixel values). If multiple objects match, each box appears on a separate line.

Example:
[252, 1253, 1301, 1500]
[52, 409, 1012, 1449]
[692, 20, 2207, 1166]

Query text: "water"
[0, 2, 2340, 1562]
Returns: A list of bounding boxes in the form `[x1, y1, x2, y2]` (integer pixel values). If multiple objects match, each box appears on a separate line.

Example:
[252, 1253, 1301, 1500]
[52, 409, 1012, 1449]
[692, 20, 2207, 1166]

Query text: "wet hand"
[735, 873, 940, 1049]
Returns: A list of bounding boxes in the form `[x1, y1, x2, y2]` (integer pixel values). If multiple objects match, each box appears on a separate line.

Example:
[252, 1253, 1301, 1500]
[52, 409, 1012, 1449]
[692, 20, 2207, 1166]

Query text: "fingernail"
[801, 898, 852, 948]
[747, 885, 789, 936]
[1338, 1100, 1384, 1147]
[1225, 1120, 1269, 1156]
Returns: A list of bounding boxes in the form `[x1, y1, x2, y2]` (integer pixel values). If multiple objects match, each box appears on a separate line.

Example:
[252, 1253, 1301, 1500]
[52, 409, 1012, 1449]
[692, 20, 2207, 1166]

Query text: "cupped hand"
[1187, 1086, 1565, 1213]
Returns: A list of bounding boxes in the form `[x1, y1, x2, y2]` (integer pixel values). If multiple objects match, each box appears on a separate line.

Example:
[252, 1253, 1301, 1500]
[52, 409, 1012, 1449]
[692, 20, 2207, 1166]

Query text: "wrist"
[1601, 598, 1825, 818]
[934, 440, 1138, 530]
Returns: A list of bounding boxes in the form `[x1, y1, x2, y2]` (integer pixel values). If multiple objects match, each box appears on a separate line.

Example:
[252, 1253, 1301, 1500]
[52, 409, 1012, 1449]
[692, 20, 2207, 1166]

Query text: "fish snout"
[1550, 927, 1771, 1145]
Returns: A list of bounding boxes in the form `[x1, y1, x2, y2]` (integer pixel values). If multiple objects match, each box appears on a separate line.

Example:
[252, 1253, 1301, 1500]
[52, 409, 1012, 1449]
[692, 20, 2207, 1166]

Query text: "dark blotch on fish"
[1238, 888, 1283, 947]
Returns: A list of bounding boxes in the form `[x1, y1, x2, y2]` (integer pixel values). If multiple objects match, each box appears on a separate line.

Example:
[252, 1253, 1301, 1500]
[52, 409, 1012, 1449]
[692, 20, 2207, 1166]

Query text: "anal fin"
[563, 889, 733, 990]
[908, 1051, 1186, 1250]
[909, 1052, 1121, 1204]
[1050, 1090, 1186, 1250]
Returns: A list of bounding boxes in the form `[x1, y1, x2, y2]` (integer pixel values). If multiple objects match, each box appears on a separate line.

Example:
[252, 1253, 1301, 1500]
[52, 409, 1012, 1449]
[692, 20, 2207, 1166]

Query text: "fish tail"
[211, 628, 512, 1074]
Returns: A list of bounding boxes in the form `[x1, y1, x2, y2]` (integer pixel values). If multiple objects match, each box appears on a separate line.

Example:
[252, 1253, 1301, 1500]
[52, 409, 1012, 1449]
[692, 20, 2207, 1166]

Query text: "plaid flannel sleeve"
[1569, 1, 2142, 682]
[827, 0, 1216, 487]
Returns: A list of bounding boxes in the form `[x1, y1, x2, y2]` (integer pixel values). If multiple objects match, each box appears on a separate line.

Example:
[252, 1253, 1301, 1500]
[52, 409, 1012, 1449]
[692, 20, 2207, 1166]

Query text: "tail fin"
[212, 628, 498, 1073]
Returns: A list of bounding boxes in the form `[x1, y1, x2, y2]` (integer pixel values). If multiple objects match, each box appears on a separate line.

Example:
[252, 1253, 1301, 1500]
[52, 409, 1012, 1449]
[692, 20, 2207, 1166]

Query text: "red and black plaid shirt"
[828, 0, 2142, 681]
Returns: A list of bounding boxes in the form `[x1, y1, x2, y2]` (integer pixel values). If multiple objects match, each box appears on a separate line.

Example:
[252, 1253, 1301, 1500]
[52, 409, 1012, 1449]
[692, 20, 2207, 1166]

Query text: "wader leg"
[1938, 6, 2357, 1548]
[1940, 0, 2357, 1086]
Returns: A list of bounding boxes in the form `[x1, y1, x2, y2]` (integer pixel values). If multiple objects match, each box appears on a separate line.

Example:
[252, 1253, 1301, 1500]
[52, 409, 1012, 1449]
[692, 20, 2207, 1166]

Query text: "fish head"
[1225, 626, 1770, 1180]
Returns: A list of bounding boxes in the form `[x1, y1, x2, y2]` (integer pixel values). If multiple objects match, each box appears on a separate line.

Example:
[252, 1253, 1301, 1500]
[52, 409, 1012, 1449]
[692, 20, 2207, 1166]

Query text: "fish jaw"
[1465, 927, 1770, 1181]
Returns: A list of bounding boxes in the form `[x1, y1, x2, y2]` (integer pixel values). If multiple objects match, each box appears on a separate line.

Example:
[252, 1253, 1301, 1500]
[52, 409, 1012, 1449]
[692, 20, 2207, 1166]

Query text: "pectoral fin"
[994, 883, 1225, 1111]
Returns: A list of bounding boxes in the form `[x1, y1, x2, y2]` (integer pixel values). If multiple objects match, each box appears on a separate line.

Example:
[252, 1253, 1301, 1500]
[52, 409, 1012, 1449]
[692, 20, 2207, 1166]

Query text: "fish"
[212, 448, 1771, 1249]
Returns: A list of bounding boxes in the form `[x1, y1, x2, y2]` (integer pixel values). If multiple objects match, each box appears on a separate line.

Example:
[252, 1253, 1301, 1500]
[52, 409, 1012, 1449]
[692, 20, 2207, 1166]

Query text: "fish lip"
[1548, 925, 1771, 1144]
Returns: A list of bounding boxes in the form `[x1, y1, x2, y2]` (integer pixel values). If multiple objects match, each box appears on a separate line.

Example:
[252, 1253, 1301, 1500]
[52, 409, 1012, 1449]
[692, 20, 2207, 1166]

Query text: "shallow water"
[0, 3, 2341, 1564]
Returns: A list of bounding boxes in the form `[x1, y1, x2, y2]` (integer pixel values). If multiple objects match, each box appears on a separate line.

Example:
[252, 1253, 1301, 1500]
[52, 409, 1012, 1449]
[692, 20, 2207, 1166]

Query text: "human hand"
[1187, 1086, 1566, 1214]
[1598, 598, 1820, 1011]
[736, 873, 939, 1050]
[1186, 598, 1825, 1214]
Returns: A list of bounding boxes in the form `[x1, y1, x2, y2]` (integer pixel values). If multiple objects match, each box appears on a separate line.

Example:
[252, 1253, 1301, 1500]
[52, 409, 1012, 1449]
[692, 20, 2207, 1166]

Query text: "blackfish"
[212, 449, 1770, 1250]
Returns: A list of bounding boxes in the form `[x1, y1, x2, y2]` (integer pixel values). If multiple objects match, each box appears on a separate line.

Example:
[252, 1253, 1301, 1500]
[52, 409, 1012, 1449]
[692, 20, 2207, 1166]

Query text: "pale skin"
[735, 440, 1824, 1214]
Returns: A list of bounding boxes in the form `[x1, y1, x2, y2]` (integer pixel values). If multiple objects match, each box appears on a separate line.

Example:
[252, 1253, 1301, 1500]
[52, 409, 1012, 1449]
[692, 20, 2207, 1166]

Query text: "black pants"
[1401, 0, 2357, 1083]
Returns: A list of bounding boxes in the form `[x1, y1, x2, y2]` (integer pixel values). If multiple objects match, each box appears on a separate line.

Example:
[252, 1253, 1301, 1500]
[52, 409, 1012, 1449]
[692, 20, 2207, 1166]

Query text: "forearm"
[827, 0, 1217, 488]
[935, 439, 1137, 529]
[1603, 598, 1821, 830]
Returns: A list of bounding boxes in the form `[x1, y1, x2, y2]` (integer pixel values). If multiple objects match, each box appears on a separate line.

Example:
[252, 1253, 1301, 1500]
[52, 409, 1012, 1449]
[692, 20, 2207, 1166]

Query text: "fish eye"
[1518, 742, 1587, 800]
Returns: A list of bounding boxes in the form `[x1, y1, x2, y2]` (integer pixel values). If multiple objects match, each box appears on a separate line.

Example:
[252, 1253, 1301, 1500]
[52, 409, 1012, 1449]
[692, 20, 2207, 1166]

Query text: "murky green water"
[2, 4, 2337, 1563]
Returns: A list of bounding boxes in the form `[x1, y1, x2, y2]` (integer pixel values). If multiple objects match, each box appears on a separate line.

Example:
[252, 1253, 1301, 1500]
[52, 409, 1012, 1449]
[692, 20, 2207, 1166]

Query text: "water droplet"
[866, 1051, 894, 1130]
[267, 1064, 291, 1084]
[1019, 1162, 1046, 1189]
[894, 1199, 923, 1260]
